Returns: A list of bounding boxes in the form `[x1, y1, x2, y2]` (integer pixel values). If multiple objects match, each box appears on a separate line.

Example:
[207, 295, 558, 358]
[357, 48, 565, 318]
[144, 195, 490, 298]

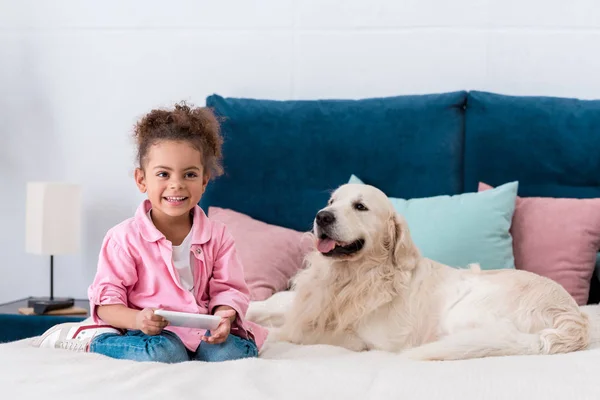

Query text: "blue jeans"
[89, 329, 258, 363]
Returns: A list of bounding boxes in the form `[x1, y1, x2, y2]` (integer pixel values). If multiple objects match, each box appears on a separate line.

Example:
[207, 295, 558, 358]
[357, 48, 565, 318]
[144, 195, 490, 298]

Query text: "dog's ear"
[387, 213, 419, 270]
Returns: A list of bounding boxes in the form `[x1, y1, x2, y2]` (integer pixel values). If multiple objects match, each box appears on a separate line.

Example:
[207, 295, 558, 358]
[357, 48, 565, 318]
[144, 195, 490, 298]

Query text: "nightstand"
[0, 298, 89, 343]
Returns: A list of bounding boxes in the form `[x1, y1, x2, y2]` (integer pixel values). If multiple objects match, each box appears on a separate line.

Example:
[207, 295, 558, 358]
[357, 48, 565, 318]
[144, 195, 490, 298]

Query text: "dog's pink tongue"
[317, 238, 336, 253]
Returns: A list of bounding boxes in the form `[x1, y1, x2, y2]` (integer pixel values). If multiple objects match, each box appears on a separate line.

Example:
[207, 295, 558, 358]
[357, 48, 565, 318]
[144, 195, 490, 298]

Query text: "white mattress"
[2, 304, 600, 400]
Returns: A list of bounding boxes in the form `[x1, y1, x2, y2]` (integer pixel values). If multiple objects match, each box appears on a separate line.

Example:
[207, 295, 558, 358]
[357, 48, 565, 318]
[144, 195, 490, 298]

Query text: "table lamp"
[25, 182, 82, 314]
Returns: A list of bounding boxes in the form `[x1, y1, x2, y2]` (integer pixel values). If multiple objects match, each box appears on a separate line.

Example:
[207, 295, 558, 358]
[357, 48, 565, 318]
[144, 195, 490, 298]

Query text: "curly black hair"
[134, 101, 224, 178]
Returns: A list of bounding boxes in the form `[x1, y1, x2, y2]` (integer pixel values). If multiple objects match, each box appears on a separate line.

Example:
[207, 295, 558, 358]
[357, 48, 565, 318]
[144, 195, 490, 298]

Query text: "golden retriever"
[262, 183, 592, 361]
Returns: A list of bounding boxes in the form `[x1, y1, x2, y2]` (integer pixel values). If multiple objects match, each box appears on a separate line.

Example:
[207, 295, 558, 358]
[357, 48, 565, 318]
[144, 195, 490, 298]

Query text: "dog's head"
[314, 183, 419, 267]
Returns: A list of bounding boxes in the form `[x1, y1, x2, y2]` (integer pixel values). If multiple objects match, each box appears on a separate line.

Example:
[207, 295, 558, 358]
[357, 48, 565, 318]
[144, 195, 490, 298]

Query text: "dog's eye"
[354, 202, 368, 211]
[328, 199, 334, 206]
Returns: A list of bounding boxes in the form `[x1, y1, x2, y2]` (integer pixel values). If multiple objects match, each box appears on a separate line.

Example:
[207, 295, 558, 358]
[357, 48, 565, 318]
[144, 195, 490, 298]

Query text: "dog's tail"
[581, 305, 600, 345]
[403, 311, 590, 361]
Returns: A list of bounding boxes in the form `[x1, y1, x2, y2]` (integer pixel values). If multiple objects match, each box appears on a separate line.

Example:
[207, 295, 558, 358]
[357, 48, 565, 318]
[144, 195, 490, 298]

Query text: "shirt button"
[196, 248, 202, 254]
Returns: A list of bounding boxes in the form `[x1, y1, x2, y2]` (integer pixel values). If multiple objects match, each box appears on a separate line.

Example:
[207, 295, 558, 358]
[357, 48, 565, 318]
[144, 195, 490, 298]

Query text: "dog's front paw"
[266, 327, 285, 342]
[267, 326, 299, 344]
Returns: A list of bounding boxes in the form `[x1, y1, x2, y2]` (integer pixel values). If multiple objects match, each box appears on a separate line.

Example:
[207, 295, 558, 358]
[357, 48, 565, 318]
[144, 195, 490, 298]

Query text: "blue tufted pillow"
[202, 92, 468, 232]
[464, 91, 600, 198]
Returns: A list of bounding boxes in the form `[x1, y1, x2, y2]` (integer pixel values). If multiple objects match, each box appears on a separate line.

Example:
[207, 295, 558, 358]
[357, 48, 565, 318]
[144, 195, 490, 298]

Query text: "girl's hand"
[136, 308, 168, 335]
[203, 306, 237, 344]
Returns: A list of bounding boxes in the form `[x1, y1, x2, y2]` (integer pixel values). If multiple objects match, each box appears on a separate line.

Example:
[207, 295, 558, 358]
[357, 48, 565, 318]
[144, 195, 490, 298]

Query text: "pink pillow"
[479, 182, 600, 305]
[208, 206, 311, 301]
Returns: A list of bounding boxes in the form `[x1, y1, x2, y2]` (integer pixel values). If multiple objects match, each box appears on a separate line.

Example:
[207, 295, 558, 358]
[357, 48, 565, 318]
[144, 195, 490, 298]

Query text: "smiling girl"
[32, 102, 268, 363]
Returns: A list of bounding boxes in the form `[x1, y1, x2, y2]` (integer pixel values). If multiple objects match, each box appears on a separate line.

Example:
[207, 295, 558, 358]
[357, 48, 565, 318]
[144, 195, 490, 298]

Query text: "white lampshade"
[25, 182, 82, 255]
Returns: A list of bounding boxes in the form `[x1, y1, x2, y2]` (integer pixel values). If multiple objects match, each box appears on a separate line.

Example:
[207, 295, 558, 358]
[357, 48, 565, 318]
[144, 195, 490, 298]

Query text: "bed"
[2, 303, 600, 399]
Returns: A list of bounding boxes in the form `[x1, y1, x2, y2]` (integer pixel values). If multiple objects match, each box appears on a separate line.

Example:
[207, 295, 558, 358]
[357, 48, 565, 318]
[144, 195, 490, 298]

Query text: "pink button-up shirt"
[87, 199, 269, 351]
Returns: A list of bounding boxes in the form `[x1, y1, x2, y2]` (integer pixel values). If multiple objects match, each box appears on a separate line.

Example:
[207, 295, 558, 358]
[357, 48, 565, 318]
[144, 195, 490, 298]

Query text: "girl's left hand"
[202, 306, 237, 344]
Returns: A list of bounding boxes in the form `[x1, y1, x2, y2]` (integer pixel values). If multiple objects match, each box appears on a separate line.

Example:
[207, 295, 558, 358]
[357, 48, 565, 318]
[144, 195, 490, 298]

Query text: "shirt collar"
[135, 199, 212, 245]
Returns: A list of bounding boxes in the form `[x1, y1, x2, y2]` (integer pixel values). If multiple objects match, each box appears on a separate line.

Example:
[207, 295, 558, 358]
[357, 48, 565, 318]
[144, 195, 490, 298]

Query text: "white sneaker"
[30, 322, 121, 352]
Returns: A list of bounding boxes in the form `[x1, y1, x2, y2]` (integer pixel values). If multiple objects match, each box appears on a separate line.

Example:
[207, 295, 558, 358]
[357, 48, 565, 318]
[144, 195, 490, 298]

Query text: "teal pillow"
[349, 175, 518, 270]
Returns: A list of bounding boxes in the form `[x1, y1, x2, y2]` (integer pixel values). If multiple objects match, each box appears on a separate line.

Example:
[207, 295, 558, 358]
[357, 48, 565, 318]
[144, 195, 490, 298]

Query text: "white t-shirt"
[147, 210, 194, 291]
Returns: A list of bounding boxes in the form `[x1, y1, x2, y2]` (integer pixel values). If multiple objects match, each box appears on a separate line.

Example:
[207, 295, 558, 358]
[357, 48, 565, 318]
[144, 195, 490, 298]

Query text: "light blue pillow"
[349, 175, 518, 270]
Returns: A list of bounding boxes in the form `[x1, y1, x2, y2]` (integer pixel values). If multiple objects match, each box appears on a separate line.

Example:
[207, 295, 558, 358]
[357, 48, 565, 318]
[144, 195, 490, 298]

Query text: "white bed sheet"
[2, 304, 600, 400]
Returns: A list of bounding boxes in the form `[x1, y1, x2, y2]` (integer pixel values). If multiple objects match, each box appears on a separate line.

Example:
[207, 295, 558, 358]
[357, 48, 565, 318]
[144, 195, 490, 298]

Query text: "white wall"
[1, 0, 599, 303]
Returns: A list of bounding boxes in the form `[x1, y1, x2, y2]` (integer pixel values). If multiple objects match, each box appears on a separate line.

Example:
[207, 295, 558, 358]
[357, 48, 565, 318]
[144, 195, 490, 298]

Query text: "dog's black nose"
[316, 210, 335, 227]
